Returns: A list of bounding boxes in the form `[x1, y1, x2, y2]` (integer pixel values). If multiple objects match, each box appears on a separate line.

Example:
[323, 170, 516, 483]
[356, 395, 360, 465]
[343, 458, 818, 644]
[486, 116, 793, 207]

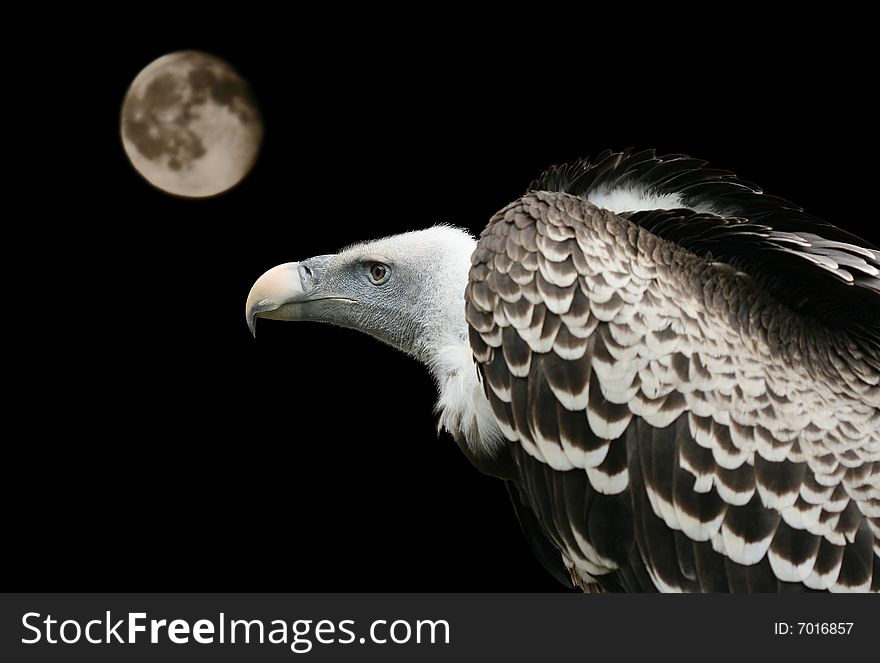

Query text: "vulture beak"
[246, 255, 346, 337]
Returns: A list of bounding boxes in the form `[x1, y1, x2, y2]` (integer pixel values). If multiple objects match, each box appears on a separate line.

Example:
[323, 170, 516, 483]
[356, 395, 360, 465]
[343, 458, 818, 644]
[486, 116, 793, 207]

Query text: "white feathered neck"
[370, 226, 505, 456]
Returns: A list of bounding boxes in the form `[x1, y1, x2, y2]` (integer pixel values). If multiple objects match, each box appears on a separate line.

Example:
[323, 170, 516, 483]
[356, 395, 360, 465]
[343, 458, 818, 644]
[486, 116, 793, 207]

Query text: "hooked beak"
[246, 262, 303, 337]
[245, 255, 355, 337]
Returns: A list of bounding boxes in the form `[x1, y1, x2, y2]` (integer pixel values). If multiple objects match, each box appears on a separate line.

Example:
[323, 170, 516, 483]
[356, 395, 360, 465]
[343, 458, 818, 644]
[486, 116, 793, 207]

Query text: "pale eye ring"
[368, 263, 389, 284]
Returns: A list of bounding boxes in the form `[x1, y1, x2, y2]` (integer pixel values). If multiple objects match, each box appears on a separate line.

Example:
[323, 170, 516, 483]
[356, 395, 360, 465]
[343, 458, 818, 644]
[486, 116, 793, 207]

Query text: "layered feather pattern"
[466, 188, 879, 592]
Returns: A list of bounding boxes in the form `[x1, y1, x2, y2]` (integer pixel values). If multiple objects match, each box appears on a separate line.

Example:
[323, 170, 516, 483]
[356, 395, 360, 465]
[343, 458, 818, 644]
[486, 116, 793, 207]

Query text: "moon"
[120, 51, 263, 198]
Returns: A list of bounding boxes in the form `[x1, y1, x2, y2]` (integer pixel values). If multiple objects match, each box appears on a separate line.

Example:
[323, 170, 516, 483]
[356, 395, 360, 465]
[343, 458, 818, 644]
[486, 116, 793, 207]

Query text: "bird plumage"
[532, 149, 880, 349]
[247, 150, 880, 592]
[466, 169, 879, 591]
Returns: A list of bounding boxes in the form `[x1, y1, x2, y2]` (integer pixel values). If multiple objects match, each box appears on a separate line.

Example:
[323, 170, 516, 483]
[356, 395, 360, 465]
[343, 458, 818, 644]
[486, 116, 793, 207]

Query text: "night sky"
[12, 14, 877, 592]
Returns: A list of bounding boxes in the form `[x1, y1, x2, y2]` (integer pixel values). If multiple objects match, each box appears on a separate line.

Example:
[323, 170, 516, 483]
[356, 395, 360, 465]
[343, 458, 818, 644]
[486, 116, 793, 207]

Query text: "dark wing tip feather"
[530, 150, 880, 353]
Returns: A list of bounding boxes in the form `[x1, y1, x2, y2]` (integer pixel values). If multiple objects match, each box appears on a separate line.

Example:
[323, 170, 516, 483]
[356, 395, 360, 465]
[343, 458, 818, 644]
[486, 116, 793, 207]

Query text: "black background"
[10, 12, 877, 592]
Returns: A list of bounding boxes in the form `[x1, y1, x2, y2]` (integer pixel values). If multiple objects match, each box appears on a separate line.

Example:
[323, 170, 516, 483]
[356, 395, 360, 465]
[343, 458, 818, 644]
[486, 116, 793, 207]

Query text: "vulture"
[246, 150, 880, 592]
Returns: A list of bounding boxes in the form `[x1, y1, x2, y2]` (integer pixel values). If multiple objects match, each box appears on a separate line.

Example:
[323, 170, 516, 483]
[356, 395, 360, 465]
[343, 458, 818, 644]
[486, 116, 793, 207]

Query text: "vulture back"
[466, 152, 879, 592]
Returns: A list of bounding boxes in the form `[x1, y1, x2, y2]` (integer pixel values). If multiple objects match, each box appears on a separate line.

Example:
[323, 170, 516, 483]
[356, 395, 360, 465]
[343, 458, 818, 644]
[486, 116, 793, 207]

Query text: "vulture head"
[246, 226, 476, 363]
[246, 225, 506, 462]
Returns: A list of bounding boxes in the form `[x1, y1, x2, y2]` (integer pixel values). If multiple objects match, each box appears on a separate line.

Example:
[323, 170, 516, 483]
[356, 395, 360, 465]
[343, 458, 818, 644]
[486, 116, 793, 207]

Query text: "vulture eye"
[368, 263, 389, 284]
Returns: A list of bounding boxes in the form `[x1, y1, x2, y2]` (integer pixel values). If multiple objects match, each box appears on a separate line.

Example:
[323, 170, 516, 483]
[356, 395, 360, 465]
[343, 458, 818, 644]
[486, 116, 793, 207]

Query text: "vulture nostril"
[302, 264, 313, 278]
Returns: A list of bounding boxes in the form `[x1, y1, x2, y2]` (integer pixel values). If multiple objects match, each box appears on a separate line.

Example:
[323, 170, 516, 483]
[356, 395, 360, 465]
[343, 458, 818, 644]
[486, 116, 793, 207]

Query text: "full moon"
[120, 51, 263, 198]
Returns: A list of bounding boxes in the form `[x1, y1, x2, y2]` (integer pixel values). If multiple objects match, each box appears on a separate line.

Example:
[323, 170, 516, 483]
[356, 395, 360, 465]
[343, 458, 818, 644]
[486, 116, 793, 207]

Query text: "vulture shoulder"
[465, 179, 879, 592]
